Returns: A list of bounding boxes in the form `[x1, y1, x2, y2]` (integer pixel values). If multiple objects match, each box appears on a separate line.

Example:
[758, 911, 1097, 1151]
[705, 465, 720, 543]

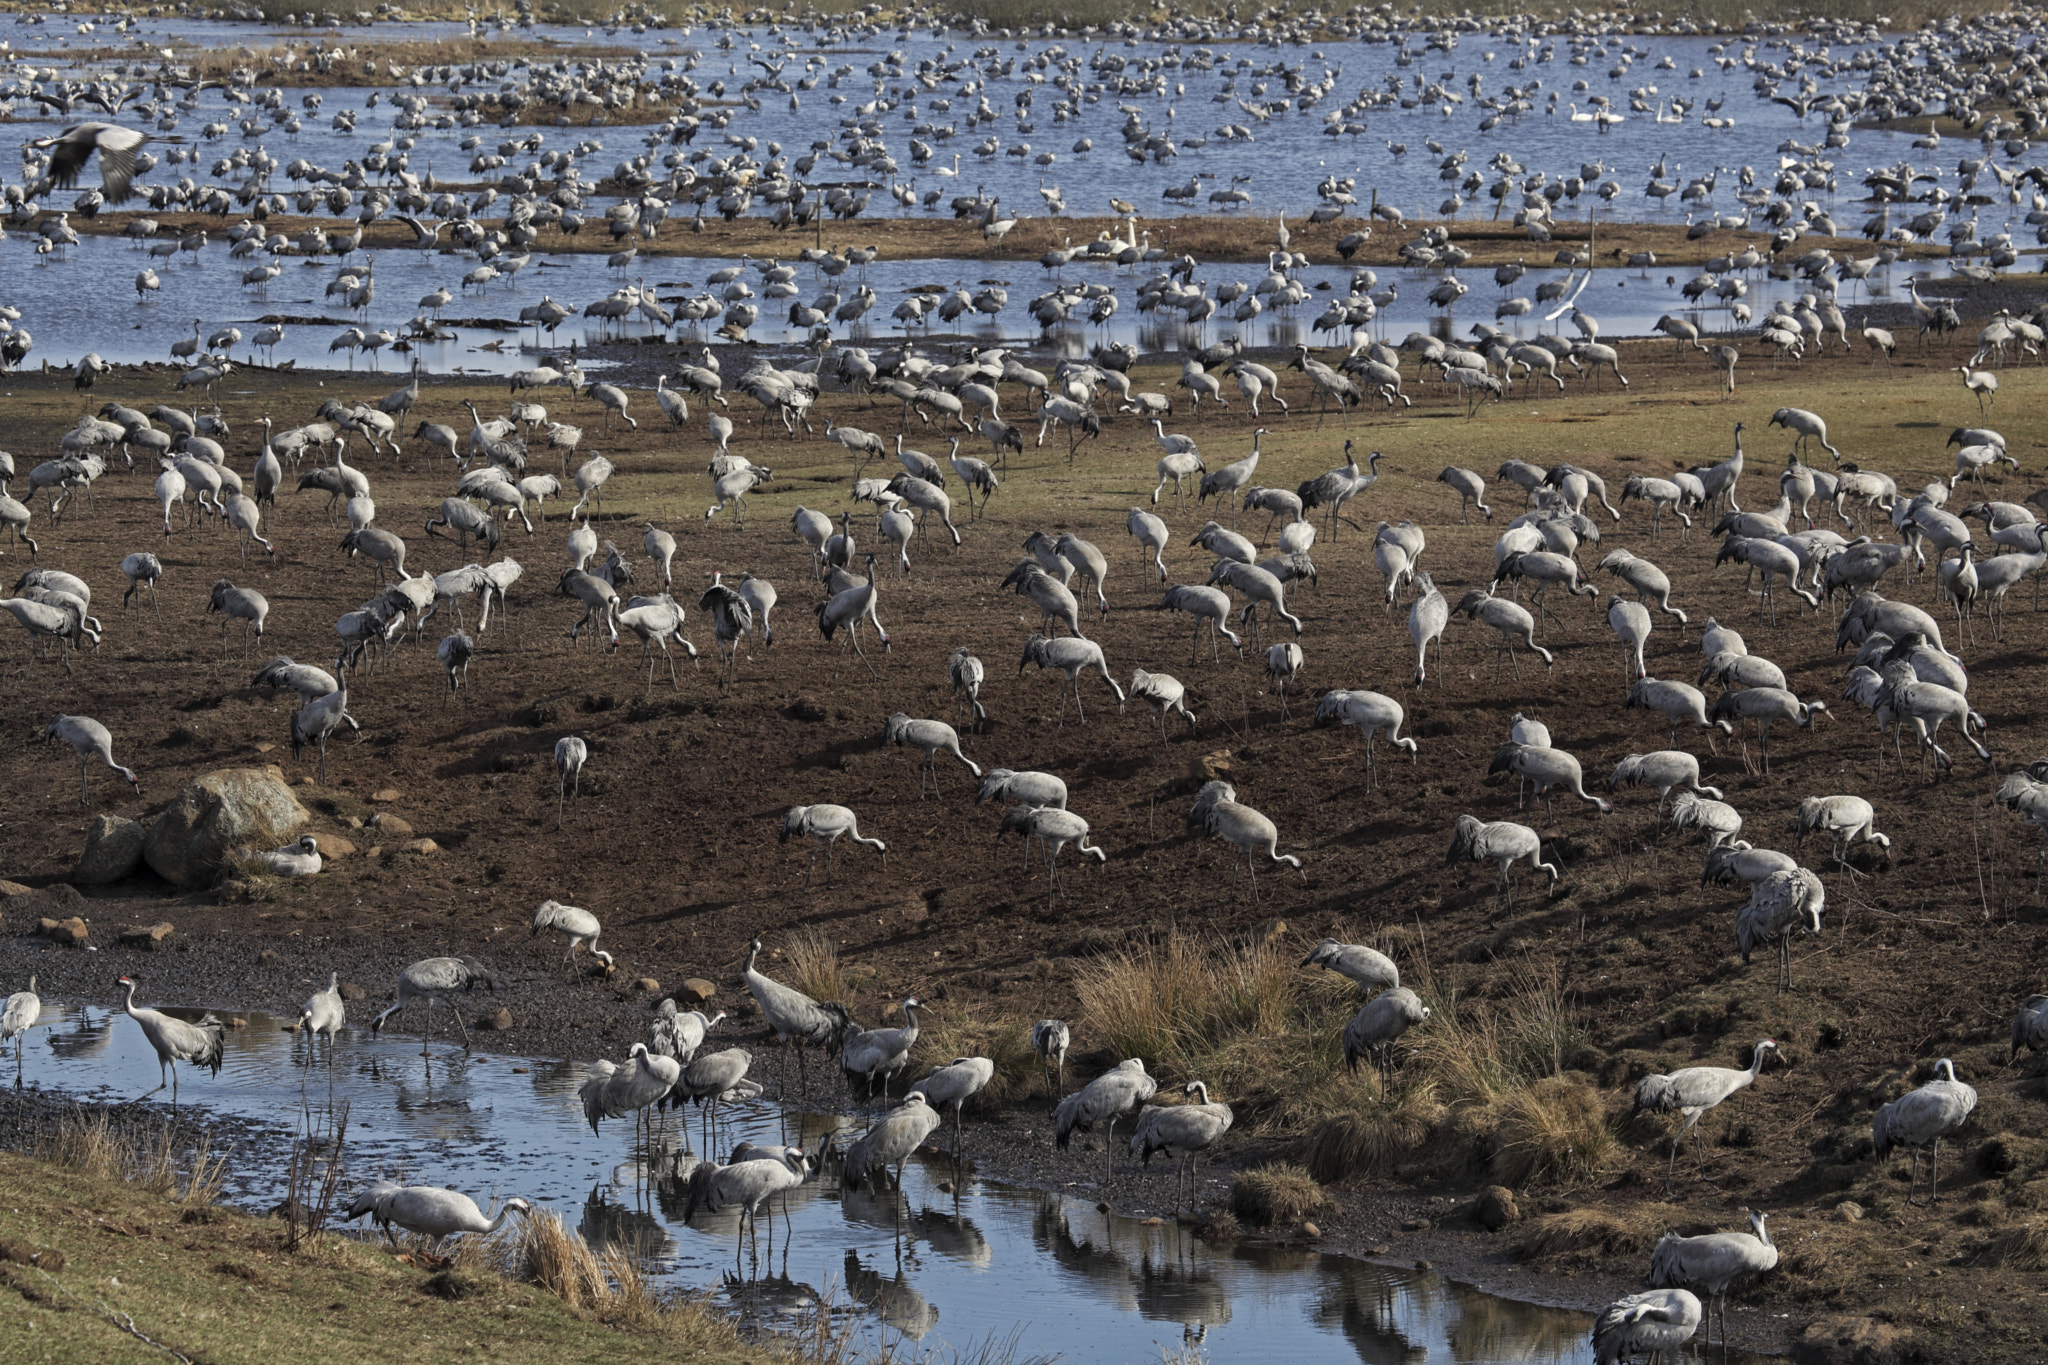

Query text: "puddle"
[11, 999, 1774, 1362]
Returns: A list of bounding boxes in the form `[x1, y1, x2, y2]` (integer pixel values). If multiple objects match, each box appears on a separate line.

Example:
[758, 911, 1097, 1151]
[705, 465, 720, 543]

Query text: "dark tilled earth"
[5, 329, 2048, 1356]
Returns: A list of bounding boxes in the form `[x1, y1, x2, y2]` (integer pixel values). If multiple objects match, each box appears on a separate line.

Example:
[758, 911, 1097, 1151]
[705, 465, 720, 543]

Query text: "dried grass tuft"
[1490, 1077, 1615, 1189]
[1304, 1086, 1440, 1184]
[520, 1209, 608, 1308]
[1983, 1222, 2048, 1270]
[1516, 1207, 1657, 1267]
[1230, 1163, 1326, 1227]
[785, 926, 847, 1006]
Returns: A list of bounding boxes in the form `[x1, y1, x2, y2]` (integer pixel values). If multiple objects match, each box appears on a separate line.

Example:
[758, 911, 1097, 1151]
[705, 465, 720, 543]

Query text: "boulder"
[633, 978, 661, 994]
[144, 766, 310, 887]
[118, 923, 175, 949]
[73, 816, 146, 885]
[395, 838, 438, 856]
[679, 977, 718, 1004]
[1793, 1316, 1914, 1365]
[39, 917, 88, 946]
[371, 814, 414, 839]
[1473, 1186, 1520, 1230]
[478, 1007, 514, 1031]
[306, 833, 355, 859]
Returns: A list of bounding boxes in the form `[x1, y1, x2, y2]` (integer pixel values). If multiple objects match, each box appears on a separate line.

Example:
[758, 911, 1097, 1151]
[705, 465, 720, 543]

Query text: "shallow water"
[0, 15, 2014, 374]
[13, 998, 1772, 1363]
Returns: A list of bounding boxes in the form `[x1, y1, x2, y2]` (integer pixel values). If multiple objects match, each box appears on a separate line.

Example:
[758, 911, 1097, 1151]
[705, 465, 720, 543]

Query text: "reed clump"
[1230, 1163, 1326, 1227]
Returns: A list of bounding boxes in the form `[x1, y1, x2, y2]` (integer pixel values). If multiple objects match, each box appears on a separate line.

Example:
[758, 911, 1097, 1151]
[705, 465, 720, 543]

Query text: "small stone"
[371, 789, 402, 804]
[1301, 1221, 1321, 1239]
[259, 950, 281, 965]
[373, 815, 414, 839]
[40, 917, 88, 946]
[307, 833, 355, 858]
[338, 982, 366, 1001]
[1835, 1200, 1865, 1223]
[345, 816, 363, 830]
[679, 977, 717, 1004]
[1368, 1244, 1391, 1256]
[365, 846, 383, 859]
[1401, 1218, 1432, 1232]
[0, 881, 33, 897]
[295, 777, 316, 787]
[117, 923, 175, 949]
[1474, 1185, 1521, 1231]
[511, 1067, 529, 1074]
[1191, 748, 1233, 781]
[478, 1007, 513, 1031]
[1414, 1260, 1432, 1272]
[252, 742, 275, 754]
[634, 978, 660, 994]
[1096, 1202, 1111, 1214]
[395, 838, 438, 856]
[228, 1018, 247, 1029]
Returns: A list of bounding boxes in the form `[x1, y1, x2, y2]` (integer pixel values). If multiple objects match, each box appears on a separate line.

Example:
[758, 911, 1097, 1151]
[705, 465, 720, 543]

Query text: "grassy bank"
[0, 1115, 801, 1365]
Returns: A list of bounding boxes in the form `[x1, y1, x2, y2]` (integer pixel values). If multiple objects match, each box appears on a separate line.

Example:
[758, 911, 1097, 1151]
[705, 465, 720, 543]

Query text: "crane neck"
[119, 978, 140, 1017]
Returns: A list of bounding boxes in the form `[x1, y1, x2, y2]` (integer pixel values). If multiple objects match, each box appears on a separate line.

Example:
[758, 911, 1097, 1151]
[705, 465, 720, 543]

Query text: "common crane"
[1130, 1081, 1234, 1212]
[1445, 815, 1557, 909]
[1314, 689, 1416, 790]
[844, 1093, 943, 1192]
[1454, 588, 1552, 680]
[1301, 939, 1399, 994]
[1489, 741, 1613, 822]
[2, 977, 40, 1086]
[1032, 1020, 1071, 1096]
[1054, 1058, 1158, 1173]
[684, 1145, 812, 1259]
[346, 1184, 532, 1254]
[1736, 867, 1825, 991]
[1591, 1289, 1702, 1365]
[39, 715, 139, 805]
[913, 1056, 996, 1149]
[369, 956, 496, 1055]
[741, 936, 854, 1085]
[880, 713, 980, 796]
[1649, 1211, 1778, 1355]
[842, 998, 925, 1100]
[998, 805, 1106, 898]
[115, 975, 225, 1108]
[780, 805, 886, 889]
[1341, 987, 1430, 1092]
[1019, 633, 1124, 725]
[531, 898, 612, 978]
[1633, 1039, 1777, 1191]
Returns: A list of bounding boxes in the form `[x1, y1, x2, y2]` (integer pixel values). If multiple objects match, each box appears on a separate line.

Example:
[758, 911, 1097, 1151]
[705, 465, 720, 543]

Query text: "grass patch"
[1229, 1164, 1326, 1228]
[784, 925, 847, 1006]
[38, 1108, 227, 1204]
[1303, 1087, 1442, 1183]
[1515, 1207, 1660, 1268]
[1490, 1077, 1616, 1189]
[1981, 1222, 2048, 1271]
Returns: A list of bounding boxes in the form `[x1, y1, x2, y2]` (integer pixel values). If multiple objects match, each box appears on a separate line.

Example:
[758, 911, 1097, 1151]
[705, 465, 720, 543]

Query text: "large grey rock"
[143, 765, 310, 887]
[73, 815, 146, 885]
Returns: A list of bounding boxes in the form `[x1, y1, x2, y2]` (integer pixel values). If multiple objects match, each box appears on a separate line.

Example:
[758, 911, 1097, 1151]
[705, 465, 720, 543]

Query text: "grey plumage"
[1873, 1058, 1977, 1204]
[913, 1055, 995, 1146]
[842, 997, 924, 1099]
[1735, 868, 1824, 990]
[844, 1092, 943, 1187]
[115, 975, 224, 1107]
[346, 1183, 532, 1251]
[1341, 987, 1430, 1090]
[1053, 1057, 1158, 1172]
[683, 1146, 811, 1257]
[1129, 1080, 1234, 1210]
[1633, 1039, 1777, 1191]
[1592, 1288, 1701, 1365]
[742, 936, 855, 1082]
[578, 1042, 682, 1135]
[1444, 814, 1558, 908]
[368, 955, 495, 1054]
[1032, 1019, 1071, 1096]
[1301, 939, 1399, 994]
[2012, 995, 2048, 1061]
[1648, 1211, 1778, 1355]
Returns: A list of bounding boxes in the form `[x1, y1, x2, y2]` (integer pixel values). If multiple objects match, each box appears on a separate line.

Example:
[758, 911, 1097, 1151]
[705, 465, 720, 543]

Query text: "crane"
[1054, 1057, 1158, 1173]
[949, 647, 987, 733]
[913, 1056, 995, 1149]
[531, 898, 612, 978]
[39, 715, 139, 806]
[115, 975, 225, 1108]
[368, 956, 497, 1055]
[1736, 867, 1825, 990]
[296, 971, 343, 1070]
[1873, 1058, 1978, 1204]
[1488, 742, 1612, 822]
[1649, 1211, 1778, 1355]
[2, 976, 39, 1086]
[684, 1145, 811, 1259]
[291, 674, 357, 785]
[998, 805, 1106, 898]
[880, 713, 980, 796]
[741, 936, 854, 1087]
[780, 805, 886, 889]
[1130, 1081, 1234, 1212]
[1633, 1039, 1778, 1191]
[844, 1093, 943, 1196]
[579, 1042, 682, 1141]
[1314, 689, 1416, 791]
[842, 998, 924, 1100]
[1301, 939, 1399, 994]
[554, 735, 588, 828]
[347, 1181, 533, 1255]
[1591, 1289, 1701, 1365]
[1033, 1020, 1072, 1096]
[1341, 987, 1430, 1092]
[1445, 814, 1557, 909]
[1019, 633, 1124, 724]
[650, 999, 723, 1064]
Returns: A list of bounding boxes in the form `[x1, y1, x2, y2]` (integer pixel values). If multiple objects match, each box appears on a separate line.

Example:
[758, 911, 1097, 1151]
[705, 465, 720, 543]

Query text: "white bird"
[1054, 1058, 1158, 1173]
[1873, 1058, 1978, 1204]
[346, 1183, 532, 1253]
[1649, 1211, 1778, 1355]
[1129, 1080, 1234, 1211]
[554, 735, 588, 828]
[115, 975, 225, 1107]
[1341, 987, 1430, 1090]
[368, 956, 496, 1055]
[1488, 742, 1612, 822]
[683, 1145, 811, 1257]
[914, 1056, 996, 1147]
[1033, 1019, 1072, 1096]
[1019, 633, 1124, 725]
[1793, 794, 1891, 871]
[841, 997, 924, 1099]
[781, 804, 886, 889]
[256, 835, 323, 878]
[2, 976, 40, 1085]
[844, 1092, 943, 1189]
[1408, 571, 1449, 685]
[1633, 1040, 1778, 1190]
[949, 647, 987, 732]
[1301, 939, 1399, 994]
[291, 676, 357, 785]
[531, 898, 612, 978]
[880, 713, 980, 796]
[1124, 667, 1197, 741]
[1592, 1288, 1702, 1365]
[32, 122, 156, 202]
[1445, 814, 1557, 908]
[296, 970, 343, 1066]
[40, 714, 140, 806]
[1266, 641, 1305, 717]
[1201, 795, 1302, 900]
[741, 936, 854, 1085]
